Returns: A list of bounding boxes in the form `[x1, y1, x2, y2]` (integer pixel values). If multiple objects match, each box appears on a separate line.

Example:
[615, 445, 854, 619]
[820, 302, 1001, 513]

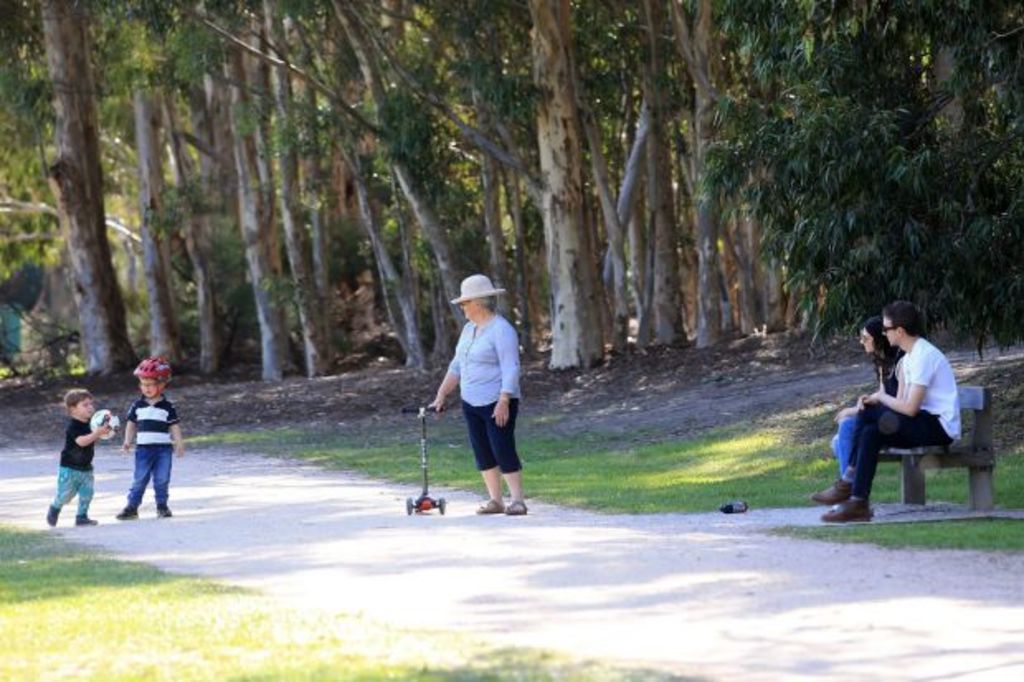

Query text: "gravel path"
[3, 444, 1023, 681]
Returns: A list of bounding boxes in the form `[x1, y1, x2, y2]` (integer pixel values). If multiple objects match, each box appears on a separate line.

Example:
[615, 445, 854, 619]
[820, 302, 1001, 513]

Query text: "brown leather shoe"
[821, 498, 873, 523]
[810, 479, 852, 505]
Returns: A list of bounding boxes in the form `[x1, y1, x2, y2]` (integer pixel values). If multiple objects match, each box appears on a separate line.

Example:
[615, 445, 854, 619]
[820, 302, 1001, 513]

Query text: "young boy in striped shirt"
[116, 357, 185, 520]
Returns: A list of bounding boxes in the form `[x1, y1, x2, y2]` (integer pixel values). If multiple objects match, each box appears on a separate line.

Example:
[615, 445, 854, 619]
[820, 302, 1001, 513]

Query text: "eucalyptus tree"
[332, 0, 462, 312]
[408, 0, 609, 367]
[132, 88, 182, 362]
[263, 0, 330, 377]
[572, 4, 650, 352]
[669, 0, 723, 348]
[527, 0, 605, 368]
[711, 0, 1024, 348]
[40, 0, 136, 373]
[227, 43, 289, 381]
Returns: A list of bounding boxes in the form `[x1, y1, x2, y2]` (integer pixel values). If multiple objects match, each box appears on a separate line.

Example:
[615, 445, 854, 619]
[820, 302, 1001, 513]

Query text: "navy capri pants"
[461, 399, 522, 473]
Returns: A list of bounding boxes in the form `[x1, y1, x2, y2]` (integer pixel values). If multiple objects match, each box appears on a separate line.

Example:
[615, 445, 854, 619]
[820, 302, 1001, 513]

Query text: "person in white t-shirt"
[820, 301, 959, 523]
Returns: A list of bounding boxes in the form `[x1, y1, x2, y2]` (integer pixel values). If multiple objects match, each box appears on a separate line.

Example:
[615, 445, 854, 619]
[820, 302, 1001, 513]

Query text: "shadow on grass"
[0, 526, 245, 606]
[228, 654, 703, 682]
[2, 526, 703, 682]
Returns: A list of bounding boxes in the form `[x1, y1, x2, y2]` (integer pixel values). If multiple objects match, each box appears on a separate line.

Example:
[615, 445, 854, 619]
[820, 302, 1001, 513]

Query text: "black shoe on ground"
[46, 505, 60, 527]
[116, 507, 139, 521]
[156, 506, 173, 519]
[75, 516, 98, 526]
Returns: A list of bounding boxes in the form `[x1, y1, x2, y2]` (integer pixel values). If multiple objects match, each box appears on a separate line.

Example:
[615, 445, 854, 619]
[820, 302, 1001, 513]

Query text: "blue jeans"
[831, 417, 857, 477]
[127, 444, 173, 508]
[851, 405, 952, 499]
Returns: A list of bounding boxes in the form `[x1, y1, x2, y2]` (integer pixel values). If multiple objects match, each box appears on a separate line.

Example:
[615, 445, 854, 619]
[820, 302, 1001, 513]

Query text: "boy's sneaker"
[75, 516, 98, 526]
[156, 506, 173, 518]
[115, 507, 139, 521]
[46, 505, 60, 527]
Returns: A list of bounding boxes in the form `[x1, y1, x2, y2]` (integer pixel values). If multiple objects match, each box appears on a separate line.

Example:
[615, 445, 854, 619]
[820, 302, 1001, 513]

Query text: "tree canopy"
[1, 0, 1022, 376]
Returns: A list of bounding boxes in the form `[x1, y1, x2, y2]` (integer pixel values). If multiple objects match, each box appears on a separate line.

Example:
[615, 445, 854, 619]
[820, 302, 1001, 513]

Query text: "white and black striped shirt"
[125, 396, 180, 445]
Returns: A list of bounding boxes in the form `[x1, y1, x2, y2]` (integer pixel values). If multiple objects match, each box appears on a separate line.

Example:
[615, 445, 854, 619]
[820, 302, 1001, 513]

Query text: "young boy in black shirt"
[47, 389, 111, 527]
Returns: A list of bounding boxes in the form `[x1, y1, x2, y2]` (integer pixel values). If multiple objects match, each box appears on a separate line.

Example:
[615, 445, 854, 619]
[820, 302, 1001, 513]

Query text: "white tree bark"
[228, 50, 286, 381]
[529, 0, 604, 369]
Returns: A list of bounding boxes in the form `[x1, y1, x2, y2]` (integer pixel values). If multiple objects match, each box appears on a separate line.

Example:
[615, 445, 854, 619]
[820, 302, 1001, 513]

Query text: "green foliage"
[711, 1, 1024, 346]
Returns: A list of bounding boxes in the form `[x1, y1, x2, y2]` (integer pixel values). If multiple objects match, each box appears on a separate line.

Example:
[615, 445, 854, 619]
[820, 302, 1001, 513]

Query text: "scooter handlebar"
[401, 405, 439, 414]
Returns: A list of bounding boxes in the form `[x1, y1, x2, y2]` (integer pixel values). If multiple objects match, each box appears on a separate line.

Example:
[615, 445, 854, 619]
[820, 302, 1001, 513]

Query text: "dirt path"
[3, 444, 1023, 681]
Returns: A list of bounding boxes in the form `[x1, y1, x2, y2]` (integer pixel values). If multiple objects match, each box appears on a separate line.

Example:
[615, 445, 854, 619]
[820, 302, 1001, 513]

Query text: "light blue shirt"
[448, 315, 521, 407]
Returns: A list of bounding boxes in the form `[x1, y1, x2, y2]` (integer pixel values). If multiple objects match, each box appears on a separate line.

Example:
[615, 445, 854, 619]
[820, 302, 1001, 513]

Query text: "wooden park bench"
[879, 385, 995, 510]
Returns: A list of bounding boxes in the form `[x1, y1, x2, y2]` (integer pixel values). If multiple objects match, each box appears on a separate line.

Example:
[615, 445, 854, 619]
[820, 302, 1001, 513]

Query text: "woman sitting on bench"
[812, 301, 960, 523]
[819, 315, 902, 486]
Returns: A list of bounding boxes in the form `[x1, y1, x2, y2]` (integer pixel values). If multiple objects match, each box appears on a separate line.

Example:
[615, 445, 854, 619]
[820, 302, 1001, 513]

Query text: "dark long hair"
[863, 315, 900, 379]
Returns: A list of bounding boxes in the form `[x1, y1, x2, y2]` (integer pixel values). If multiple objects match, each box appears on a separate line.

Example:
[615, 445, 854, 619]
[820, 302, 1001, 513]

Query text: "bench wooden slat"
[875, 384, 995, 511]
[879, 452, 996, 469]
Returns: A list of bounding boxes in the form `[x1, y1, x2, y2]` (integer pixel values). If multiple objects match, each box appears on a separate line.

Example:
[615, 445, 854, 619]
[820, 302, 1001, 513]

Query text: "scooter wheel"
[405, 497, 414, 515]
[438, 498, 447, 515]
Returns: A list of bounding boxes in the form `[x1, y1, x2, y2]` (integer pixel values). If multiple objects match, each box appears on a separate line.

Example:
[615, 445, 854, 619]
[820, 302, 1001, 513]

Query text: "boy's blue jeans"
[126, 444, 173, 509]
[830, 417, 857, 477]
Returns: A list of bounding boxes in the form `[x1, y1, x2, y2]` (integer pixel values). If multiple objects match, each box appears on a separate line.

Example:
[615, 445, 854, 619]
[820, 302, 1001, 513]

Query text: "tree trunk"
[730, 214, 760, 334]
[473, 89, 514, 320]
[502, 169, 534, 356]
[264, 2, 329, 377]
[228, 50, 286, 380]
[248, 27, 291, 367]
[695, 1, 721, 348]
[764, 259, 788, 333]
[132, 90, 181, 361]
[529, 0, 604, 369]
[481, 153, 512, 318]
[630, 189, 652, 346]
[583, 132, 628, 350]
[429, 275, 453, 365]
[164, 95, 219, 373]
[670, 0, 721, 348]
[643, 0, 683, 346]
[346, 150, 425, 369]
[333, 0, 461, 327]
[41, 0, 135, 374]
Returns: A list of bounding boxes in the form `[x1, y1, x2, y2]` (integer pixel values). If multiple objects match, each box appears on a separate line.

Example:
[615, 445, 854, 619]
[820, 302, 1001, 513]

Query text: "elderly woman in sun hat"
[429, 274, 527, 515]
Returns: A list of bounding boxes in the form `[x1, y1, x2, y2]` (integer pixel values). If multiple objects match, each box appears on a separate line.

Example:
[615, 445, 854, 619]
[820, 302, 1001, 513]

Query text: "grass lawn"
[0, 525, 686, 682]
[774, 519, 1024, 552]
[192, 406, 1024, 515]
[192, 400, 1024, 553]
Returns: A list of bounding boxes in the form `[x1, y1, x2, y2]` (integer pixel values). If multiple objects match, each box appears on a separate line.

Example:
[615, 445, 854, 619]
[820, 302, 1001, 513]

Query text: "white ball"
[89, 409, 120, 439]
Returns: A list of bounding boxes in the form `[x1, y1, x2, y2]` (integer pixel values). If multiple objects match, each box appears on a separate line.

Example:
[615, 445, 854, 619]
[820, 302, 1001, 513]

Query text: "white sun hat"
[450, 274, 506, 304]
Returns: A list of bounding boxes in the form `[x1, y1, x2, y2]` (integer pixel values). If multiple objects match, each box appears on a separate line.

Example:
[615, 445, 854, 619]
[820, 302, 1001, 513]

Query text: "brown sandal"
[505, 500, 528, 516]
[476, 499, 505, 515]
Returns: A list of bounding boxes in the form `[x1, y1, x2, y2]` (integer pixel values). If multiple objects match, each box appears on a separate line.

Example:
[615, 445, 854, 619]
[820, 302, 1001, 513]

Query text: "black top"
[60, 418, 94, 471]
[881, 349, 906, 397]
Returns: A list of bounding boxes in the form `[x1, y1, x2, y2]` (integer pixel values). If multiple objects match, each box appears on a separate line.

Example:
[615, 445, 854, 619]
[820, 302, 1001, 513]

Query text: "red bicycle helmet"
[133, 356, 172, 381]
